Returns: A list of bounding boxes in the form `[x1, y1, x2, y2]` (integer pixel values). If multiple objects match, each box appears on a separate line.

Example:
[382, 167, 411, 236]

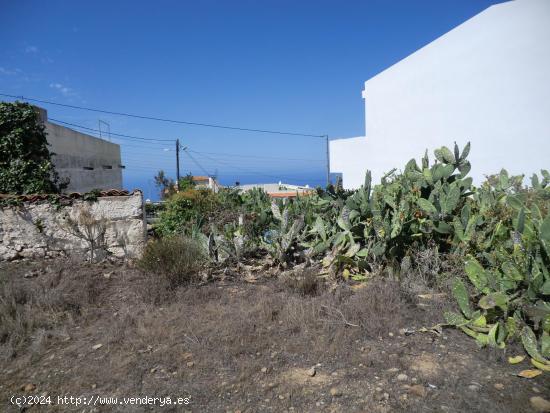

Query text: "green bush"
[138, 236, 205, 289]
[155, 188, 221, 237]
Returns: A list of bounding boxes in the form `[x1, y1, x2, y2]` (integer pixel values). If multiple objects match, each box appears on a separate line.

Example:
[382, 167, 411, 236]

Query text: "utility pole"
[176, 139, 180, 183]
[325, 135, 330, 187]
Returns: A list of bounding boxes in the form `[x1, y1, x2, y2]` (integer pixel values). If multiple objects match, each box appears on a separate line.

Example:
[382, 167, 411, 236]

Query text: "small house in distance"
[237, 182, 314, 199]
[36, 107, 124, 193]
[191, 176, 221, 193]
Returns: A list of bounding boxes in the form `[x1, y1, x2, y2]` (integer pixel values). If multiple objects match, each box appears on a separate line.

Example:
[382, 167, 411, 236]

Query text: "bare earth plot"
[1, 259, 548, 412]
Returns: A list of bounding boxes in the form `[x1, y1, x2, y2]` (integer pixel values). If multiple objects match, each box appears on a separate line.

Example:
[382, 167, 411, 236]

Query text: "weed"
[138, 236, 205, 298]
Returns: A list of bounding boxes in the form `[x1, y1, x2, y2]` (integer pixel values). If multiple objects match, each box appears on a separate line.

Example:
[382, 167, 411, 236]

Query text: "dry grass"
[0, 261, 101, 360]
[0, 259, 540, 413]
[281, 267, 324, 297]
[398, 246, 464, 297]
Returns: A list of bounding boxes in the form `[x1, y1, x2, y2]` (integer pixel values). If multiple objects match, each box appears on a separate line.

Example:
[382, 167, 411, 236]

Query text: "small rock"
[494, 383, 504, 390]
[397, 373, 408, 381]
[375, 387, 383, 393]
[103, 272, 112, 279]
[388, 332, 394, 337]
[307, 367, 316, 377]
[261, 367, 268, 373]
[182, 352, 193, 360]
[330, 387, 343, 397]
[530, 397, 550, 413]
[387, 367, 400, 373]
[24, 271, 36, 278]
[409, 384, 427, 398]
[91, 384, 97, 389]
[533, 387, 541, 394]
[468, 383, 481, 392]
[92, 343, 103, 350]
[186, 362, 194, 367]
[21, 383, 36, 392]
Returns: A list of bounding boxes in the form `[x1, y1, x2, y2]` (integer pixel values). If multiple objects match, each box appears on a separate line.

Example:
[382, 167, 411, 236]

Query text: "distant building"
[330, 0, 550, 189]
[237, 182, 314, 199]
[191, 175, 221, 193]
[36, 107, 123, 193]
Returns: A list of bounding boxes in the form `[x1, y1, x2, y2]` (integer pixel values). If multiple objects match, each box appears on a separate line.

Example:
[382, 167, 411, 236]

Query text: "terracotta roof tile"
[0, 189, 142, 204]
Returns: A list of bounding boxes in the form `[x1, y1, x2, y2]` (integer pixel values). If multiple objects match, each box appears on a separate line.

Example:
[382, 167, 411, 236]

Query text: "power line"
[50, 118, 325, 163]
[123, 164, 325, 182]
[48, 118, 173, 142]
[189, 150, 323, 163]
[1, 92, 325, 138]
[49, 122, 172, 147]
[188, 149, 319, 183]
[184, 150, 212, 177]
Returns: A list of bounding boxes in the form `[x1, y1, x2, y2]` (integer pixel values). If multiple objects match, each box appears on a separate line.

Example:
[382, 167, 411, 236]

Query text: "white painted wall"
[329, 137, 370, 189]
[331, 0, 550, 189]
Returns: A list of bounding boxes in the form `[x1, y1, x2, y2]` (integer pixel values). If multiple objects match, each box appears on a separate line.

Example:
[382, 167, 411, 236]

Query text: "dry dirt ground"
[0, 259, 548, 412]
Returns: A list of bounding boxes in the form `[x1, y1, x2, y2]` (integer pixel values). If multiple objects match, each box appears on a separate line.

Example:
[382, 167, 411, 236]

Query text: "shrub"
[138, 236, 205, 290]
[0, 101, 68, 194]
[61, 206, 107, 262]
[155, 189, 221, 237]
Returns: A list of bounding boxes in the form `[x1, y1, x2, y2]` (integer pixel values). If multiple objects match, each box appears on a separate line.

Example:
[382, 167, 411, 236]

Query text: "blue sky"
[1, 0, 499, 199]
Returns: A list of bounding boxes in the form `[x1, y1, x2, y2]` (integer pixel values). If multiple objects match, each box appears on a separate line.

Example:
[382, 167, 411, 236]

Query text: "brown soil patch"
[280, 368, 332, 387]
[410, 353, 441, 378]
[0, 258, 548, 412]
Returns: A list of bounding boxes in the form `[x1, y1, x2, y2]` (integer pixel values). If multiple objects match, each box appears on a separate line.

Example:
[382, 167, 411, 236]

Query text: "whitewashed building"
[330, 0, 550, 189]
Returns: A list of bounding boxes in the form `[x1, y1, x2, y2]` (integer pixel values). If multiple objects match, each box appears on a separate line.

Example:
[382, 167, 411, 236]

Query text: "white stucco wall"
[331, 0, 550, 189]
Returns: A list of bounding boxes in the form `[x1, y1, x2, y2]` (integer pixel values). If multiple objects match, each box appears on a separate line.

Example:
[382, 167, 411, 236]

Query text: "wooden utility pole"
[176, 139, 180, 183]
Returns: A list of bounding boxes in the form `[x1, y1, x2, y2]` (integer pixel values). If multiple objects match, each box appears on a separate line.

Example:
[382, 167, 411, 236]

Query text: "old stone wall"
[0, 192, 146, 261]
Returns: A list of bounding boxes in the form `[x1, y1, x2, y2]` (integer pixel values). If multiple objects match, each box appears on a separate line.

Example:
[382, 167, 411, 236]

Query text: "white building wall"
[331, 0, 550, 189]
[329, 137, 370, 189]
